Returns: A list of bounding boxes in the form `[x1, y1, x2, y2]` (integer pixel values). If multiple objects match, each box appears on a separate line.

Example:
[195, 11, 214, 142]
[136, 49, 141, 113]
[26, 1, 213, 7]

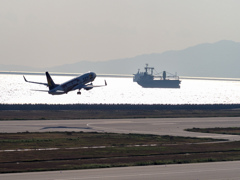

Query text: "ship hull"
[137, 80, 181, 88]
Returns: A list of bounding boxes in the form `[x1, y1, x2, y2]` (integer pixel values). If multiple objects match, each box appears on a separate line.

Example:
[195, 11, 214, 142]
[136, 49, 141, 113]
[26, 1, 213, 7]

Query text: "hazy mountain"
[1, 40, 240, 78]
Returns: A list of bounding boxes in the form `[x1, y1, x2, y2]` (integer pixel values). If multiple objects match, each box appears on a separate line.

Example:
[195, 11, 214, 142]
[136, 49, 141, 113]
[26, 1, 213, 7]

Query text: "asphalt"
[1, 161, 240, 180]
[1, 117, 240, 141]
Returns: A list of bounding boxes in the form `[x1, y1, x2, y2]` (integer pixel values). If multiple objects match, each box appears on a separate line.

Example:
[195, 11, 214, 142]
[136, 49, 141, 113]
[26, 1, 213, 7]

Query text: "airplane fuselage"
[23, 71, 106, 95]
[49, 72, 96, 95]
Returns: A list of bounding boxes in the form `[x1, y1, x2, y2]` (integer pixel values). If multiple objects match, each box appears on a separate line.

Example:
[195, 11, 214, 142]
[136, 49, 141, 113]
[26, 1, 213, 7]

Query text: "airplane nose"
[90, 72, 96, 80]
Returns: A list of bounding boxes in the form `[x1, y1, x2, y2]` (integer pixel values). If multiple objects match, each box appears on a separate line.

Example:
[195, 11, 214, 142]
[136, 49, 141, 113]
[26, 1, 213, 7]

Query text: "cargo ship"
[133, 64, 181, 88]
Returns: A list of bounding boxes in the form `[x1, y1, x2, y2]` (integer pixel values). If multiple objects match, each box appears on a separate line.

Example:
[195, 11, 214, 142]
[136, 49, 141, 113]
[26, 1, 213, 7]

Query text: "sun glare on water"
[1, 74, 240, 104]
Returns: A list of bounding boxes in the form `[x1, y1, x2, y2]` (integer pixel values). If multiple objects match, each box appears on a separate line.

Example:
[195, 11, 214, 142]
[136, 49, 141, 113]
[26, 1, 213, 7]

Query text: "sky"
[1, 0, 240, 68]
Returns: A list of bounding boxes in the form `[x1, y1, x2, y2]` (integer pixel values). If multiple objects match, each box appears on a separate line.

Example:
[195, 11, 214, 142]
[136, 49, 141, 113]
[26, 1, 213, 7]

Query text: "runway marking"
[0, 144, 158, 152]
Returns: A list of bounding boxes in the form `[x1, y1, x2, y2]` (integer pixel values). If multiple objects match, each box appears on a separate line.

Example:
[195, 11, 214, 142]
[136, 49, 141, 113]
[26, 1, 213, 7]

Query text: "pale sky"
[1, 0, 240, 68]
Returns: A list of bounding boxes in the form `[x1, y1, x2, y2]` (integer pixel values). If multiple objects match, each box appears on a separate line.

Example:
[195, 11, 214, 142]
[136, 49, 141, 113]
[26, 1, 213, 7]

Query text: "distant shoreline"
[1, 71, 240, 81]
[1, 103, 240, 111]
[1, 104, 240, 120]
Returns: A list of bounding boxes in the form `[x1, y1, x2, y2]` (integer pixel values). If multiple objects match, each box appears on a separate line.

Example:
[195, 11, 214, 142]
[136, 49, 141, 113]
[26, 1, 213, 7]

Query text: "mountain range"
[1, 40, 240, 78]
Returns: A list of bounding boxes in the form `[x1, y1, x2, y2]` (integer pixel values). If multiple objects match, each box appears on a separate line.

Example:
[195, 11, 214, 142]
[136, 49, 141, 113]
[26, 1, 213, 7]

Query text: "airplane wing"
[23, 76, 48, 86]
[31, 89, 49, 92]
[83, 80, 107, 90]
[71, 80, 107, 91]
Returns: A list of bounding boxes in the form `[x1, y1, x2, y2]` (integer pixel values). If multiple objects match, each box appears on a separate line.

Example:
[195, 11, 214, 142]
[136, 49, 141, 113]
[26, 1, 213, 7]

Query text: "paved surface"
[0, 117, 240, 141]
[1, 117, 240, 179]
[1, 161, 240, 180]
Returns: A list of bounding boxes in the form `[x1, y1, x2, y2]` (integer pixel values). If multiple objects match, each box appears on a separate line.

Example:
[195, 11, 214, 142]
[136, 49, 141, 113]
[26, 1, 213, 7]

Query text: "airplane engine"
[84, 87, 93, 91]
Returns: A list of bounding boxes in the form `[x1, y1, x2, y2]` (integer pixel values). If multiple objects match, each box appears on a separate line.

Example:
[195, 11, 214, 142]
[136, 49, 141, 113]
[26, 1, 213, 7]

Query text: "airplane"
[23, 71, 107, 95]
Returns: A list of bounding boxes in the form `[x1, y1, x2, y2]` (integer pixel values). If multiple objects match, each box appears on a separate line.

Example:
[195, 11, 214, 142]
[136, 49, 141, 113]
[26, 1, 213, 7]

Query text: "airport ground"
[1, 114, 240, 173]
[1, 107, 240, 179]
[2, 161, 240, 180]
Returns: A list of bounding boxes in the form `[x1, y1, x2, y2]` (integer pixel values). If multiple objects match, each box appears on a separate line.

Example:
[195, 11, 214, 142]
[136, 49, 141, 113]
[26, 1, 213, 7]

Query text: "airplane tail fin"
[46, 72, 57, 90]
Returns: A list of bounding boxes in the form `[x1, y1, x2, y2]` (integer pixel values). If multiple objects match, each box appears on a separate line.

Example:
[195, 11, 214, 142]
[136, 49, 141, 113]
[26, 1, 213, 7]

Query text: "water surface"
[1, 74, 240, 104]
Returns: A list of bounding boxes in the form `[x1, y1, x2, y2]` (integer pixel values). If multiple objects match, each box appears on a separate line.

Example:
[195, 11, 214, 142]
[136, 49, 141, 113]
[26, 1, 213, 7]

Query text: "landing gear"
[77, 91, 81, 95]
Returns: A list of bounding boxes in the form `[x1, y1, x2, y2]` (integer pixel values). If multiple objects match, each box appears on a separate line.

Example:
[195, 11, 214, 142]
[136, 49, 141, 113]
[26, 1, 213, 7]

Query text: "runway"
[1, 161, 240, 180]
[1, 117, 240, 179]
[1, 117, 240, 141]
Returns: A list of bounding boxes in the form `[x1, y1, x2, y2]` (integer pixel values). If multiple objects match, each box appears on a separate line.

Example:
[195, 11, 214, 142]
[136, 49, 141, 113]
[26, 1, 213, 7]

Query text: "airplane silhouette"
[23, 72, 107, 95]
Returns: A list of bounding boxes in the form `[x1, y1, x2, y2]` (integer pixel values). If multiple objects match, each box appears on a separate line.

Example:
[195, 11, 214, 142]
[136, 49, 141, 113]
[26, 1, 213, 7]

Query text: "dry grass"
[1, 109, 240, 120]
[0, 132, 237, 173]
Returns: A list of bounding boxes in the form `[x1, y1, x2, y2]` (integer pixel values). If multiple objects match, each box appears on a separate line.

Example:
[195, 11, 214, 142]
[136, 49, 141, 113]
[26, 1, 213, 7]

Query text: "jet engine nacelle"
[84, 87, 93, 91]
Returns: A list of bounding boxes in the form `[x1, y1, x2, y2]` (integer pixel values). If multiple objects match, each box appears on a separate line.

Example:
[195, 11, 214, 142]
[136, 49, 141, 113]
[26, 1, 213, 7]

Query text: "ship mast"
[145, 64, 154, 75]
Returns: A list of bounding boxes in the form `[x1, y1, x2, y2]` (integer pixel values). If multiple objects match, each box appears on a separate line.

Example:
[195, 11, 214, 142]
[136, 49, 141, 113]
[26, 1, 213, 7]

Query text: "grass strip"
[1, 109, 240, 120]
[0, 131, 237, 173]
